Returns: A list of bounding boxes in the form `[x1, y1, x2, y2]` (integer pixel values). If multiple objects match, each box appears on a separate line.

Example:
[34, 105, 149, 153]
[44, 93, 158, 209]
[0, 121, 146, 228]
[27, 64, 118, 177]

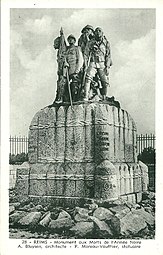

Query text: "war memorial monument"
[10, 25, 154, 239]
[20, 25, 148, 204]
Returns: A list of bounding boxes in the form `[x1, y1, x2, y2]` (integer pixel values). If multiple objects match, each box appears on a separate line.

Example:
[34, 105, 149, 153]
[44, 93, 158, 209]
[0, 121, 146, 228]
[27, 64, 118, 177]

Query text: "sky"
[10, 8, 155, 136]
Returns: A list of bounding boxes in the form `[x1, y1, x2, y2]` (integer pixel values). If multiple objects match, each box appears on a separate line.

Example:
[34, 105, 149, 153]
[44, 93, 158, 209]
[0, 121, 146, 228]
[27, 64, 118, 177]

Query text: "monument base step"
[26, 194, 138, 207]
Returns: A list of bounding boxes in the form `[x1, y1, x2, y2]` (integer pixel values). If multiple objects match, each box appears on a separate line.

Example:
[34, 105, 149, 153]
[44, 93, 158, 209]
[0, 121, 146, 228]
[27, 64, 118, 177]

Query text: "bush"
[9, 153, 28, 165]
[138, 147, 156, 164]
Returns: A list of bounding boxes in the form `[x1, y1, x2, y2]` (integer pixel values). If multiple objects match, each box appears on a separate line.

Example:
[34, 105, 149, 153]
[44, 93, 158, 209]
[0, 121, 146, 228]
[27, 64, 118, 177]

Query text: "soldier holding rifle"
[63, 34, 83, 102]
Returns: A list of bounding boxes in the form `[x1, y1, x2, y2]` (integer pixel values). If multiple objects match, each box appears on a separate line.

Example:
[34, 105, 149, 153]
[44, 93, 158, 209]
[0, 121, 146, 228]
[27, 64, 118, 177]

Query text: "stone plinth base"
[15, 160, 148, 206]
[14, 102, 148, 205]
[28, 102, 137, 165]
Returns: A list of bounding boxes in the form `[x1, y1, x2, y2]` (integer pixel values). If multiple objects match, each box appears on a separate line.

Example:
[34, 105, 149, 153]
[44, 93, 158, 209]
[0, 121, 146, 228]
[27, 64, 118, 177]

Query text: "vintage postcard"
[1, 0, 163, 255]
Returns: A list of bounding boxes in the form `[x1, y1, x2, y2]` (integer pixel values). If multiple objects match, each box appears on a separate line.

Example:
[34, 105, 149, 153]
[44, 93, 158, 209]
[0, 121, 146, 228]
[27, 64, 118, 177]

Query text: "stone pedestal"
[15, 102, 148, 205]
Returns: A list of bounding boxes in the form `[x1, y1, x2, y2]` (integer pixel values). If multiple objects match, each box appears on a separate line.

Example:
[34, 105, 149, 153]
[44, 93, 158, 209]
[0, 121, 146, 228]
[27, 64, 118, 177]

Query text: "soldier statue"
[63, 34, 83, 102]
[53, 31, 83, 103]
[78, 25, 98, 100]
[53, 27, 115, 105]
[83, 27, 112, 101]
[53, 28, 67, 103]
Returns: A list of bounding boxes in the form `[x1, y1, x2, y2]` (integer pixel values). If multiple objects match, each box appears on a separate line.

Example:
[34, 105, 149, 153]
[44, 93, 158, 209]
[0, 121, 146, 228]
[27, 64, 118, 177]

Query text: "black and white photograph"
[1, 1, 163, 254]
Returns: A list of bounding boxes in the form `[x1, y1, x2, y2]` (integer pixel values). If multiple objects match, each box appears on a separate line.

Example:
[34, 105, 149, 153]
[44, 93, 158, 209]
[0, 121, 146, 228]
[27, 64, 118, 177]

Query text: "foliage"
[9, 153, 28, 165]
[138, 147, 156, 164]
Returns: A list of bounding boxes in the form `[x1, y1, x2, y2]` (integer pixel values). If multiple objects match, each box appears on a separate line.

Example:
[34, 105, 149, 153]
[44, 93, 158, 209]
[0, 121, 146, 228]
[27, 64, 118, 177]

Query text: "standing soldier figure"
[83, 27, 112, 101]
[53, 28, 67, 103]
[63, 34, 84, 101]
[78, 25, 95, 99]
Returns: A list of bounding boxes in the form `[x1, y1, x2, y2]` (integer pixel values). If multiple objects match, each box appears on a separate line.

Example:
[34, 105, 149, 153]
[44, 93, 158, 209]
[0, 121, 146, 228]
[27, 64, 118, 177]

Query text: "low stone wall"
[9, 165, 17, 189]
[148, 164, 155, 191]
[115, 161, 148, 203]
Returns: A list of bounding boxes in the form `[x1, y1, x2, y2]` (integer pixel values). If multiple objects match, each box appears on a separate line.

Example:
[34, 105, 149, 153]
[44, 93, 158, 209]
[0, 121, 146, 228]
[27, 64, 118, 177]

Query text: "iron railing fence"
[136, 134, 155, 155]
[9, 136, 28, 155]
[9, 134, 155, 155]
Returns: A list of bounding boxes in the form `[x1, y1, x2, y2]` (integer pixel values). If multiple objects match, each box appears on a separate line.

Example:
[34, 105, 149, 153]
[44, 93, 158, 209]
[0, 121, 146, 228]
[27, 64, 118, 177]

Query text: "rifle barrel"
[66, 68, 73, 110]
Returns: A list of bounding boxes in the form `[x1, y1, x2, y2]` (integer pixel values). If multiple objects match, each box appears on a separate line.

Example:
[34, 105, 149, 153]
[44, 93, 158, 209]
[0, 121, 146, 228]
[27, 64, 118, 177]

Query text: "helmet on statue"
[67, 34, 76, 42]
[81, 25, 94, 33]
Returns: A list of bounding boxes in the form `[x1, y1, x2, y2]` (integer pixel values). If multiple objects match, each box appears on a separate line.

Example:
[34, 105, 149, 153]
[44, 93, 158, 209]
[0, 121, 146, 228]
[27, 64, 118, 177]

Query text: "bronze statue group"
[53, 25, 119, 106]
